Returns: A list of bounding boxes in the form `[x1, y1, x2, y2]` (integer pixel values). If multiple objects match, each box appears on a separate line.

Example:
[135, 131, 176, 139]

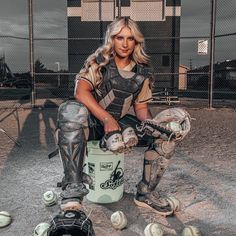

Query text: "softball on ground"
[42, 190, 58, 207]
[110, 211, 127, 230]
[144, 223, 164, 236]
[0, 211, 12, 228]
[33, 222, 50, 236]
[167, 196, 181, 212]
[182, 225, 201, 236]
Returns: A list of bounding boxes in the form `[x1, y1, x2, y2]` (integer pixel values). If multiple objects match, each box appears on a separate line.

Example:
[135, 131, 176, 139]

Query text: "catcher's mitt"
[47, 210, 95, 236]
[137, 108, 191, 141]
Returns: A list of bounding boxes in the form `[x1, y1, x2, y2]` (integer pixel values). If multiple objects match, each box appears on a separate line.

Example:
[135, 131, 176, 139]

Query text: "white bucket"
[85, 140, 124, 204]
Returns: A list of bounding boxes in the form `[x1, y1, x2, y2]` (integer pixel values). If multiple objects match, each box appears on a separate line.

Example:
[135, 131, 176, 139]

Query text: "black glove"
[137, 108, 191, 141]
[136, 119, 176, 140]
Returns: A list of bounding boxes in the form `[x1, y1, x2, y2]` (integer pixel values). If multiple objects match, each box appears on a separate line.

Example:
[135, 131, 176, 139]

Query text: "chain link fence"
[0, 0, 235, 109]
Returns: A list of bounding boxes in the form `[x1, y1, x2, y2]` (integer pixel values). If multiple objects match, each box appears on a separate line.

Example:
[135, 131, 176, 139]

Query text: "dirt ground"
[0, 100, 236, 236]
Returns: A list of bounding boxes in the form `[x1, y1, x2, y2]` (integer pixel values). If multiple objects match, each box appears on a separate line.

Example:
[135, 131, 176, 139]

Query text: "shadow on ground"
[0, 102, 236, 235]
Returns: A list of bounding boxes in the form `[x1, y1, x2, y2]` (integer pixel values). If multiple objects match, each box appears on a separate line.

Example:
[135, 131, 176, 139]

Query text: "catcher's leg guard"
[134, 140, 176, 216]
[57, 101, 89, 204]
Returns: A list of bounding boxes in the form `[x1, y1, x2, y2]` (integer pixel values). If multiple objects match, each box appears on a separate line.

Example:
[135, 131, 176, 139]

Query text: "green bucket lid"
[87, 140, 124, 156]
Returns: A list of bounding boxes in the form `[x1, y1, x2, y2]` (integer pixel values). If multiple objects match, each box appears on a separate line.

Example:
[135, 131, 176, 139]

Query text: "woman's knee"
[58, 101, 89, 126]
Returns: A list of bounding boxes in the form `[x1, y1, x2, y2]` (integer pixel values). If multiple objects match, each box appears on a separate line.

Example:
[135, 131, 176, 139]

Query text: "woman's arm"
[75, 80, 121, 133]
[134, 102, 152, 121]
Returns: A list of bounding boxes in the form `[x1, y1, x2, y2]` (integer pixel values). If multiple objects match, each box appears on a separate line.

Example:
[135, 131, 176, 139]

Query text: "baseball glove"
[137, 108, 191, 141]
[47, 210, 95, 236]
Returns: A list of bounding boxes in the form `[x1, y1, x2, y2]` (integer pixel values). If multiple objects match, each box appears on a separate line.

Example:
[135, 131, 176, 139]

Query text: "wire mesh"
[0, 0, 235, 109]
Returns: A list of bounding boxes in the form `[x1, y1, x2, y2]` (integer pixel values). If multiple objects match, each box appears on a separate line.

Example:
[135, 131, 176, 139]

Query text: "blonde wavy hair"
[79, 17, 150, 86]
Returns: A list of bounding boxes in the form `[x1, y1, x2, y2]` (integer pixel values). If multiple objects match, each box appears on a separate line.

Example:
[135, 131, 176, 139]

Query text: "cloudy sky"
[0, 0, 235, 72]
[180, 0, 236, 68]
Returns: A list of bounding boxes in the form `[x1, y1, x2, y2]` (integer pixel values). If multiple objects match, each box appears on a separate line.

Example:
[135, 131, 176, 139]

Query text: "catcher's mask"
[47, 210, 95, 236]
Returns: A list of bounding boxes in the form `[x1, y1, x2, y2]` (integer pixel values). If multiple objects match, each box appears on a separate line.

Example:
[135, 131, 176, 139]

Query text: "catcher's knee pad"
[137, 149, 171, 194]
[58, 101, 89, 128]
[57, 101, 89, 195]
[47, 210, 95, 236]
[154, 139, 176, 159]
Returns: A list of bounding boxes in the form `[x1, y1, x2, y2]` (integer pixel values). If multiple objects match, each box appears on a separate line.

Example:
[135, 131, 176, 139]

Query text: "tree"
[34, 59, 47, 73]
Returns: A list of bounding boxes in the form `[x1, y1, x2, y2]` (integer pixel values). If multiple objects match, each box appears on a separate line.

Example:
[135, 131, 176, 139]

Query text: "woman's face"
[113, 26, 136, 60]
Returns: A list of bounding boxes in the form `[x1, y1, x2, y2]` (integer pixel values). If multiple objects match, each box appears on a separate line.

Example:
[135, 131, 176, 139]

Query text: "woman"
[57, 17, 175, 217]
[75, 16, 153, 148]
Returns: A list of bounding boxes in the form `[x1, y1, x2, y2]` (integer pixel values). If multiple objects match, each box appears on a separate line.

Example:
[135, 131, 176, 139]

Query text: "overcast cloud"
[0, 0, 235, 72]
[180, 0, 236, 68]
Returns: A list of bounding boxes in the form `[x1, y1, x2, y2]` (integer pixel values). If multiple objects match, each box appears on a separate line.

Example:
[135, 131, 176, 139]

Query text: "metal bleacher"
[150, 88, 180, 105]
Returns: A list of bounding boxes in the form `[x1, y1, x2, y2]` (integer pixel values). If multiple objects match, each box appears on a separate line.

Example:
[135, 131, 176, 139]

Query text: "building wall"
[67, 0, 181, 90]
[179, 65, 189, 90]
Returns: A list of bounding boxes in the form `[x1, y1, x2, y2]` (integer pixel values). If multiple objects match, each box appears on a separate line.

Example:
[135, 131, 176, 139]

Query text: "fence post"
[118, 0, 121, 17]
[28, 0, 35, 107]
[113, 0, 116, 19]
[208, 0, 217, 109]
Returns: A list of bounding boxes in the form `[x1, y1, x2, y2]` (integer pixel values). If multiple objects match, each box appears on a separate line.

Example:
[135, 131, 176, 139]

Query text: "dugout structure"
[67, 0, 181, 95]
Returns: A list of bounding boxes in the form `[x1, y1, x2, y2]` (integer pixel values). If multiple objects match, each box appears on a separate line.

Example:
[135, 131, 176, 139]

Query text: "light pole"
[28, 0, 35, 107]
[55, 62, 60, 87]
[208, 0, 217, 109]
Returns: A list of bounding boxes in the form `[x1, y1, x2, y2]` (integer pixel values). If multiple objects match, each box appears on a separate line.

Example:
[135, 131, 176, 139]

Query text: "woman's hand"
[103, 116, 121, 134]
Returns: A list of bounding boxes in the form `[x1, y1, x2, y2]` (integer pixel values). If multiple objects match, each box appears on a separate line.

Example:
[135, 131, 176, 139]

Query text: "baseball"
[0, 211, 12, 228]
[167, 196, 181, 212]
[144, 223, 164, 236]
[166, 121, 182, 132]
[33, 222, 50, 236]
[110, 211, 127, 230]
[42, 190, 58, 207]
[182, 225, 201, 236]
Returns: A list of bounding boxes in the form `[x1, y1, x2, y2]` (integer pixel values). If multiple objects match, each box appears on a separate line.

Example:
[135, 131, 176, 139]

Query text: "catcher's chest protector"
[95, 59, 150, 120]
